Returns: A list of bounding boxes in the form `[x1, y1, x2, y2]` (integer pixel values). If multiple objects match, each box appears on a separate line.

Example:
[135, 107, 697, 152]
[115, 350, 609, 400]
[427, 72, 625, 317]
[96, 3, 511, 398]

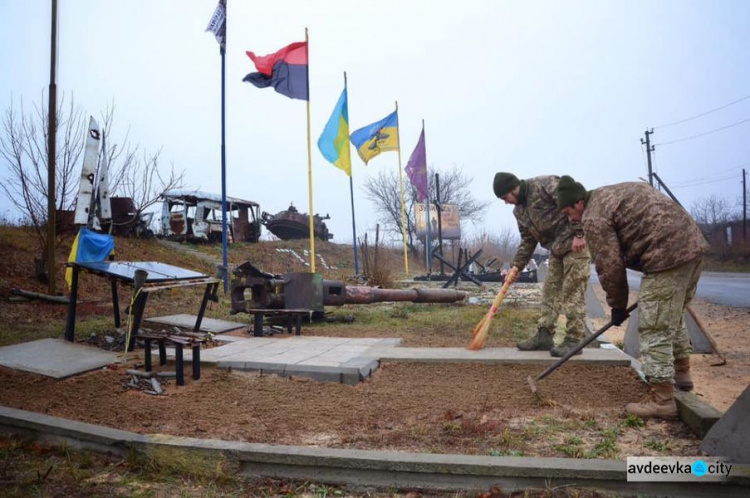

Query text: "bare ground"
[0, 229, 745, 463]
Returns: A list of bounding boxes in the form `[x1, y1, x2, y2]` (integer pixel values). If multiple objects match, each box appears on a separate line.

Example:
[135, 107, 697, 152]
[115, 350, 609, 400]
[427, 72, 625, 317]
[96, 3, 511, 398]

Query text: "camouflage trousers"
[538, 250, 590, 341]
[639, 257, 703, 383]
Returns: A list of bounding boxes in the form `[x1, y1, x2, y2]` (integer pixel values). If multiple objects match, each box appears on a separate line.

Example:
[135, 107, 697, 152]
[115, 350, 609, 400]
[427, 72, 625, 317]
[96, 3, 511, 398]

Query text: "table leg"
[194, 283, 216, 332]
[287, 314, 293, 334]
[158, 341, 167, 366]
[175, 344, 184, 386]
[295, 314, 302, 335]
[111, 280, 121, 328]
[127, 292, 149, 352]
[64, 266, 80, 342]
[253, 313, 264, 337]
[192, 345, 201, 380]
[144, 339, 152, 371]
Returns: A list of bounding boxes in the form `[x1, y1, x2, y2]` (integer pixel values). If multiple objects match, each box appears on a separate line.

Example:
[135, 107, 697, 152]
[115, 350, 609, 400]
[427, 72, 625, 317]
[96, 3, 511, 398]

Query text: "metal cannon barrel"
[342, 286, 466, 305]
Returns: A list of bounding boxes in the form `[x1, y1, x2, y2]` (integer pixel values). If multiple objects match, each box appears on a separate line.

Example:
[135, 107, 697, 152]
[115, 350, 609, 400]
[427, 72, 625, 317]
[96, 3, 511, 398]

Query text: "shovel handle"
[532, 302, 638, 384]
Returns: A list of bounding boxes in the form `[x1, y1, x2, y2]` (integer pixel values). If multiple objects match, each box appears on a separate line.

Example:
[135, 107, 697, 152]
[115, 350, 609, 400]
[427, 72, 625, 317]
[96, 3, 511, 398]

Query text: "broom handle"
[487, 266, 519, 316]
[532, 302, 638, 383]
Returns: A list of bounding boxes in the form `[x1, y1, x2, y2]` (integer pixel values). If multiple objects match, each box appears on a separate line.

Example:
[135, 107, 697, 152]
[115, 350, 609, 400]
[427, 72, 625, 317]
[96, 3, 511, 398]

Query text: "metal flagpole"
[219, 0, 229, 291]
[422, 120, 431, 273]
[345, 73, 359, 275]
[305, 28, 316, 273]
[395, 101, 409, 275]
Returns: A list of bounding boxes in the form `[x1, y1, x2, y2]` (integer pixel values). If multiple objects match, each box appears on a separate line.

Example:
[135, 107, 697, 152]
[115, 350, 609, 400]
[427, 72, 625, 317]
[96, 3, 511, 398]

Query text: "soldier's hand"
[572, 235, 587, 253]
[610, 307, 628, 326]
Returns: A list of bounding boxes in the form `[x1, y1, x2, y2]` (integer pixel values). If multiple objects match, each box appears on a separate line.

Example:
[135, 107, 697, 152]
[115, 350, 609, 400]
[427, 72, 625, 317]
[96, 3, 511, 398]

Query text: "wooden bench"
[139, 331, 207, 386]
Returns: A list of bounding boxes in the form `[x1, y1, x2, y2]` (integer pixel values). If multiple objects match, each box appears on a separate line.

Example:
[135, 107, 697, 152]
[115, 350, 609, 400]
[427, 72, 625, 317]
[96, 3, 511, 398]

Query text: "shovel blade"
[527, 375, 538, 394]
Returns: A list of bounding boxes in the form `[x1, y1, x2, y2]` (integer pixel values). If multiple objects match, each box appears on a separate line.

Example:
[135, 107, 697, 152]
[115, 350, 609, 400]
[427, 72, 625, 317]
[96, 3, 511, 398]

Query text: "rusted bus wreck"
[160, 190, 262, 243]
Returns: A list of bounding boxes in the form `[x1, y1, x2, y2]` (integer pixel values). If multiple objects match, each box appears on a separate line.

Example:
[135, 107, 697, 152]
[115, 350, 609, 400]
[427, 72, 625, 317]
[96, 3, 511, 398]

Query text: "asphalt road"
[590, 269, 750, 308]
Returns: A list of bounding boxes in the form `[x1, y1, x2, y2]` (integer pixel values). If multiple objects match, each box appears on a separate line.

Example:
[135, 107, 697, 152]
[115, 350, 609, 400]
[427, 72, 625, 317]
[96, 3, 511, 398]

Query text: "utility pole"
[743, 168, 747, 241]
[641, 129, 654, 187]
[47, 0, 58, 295]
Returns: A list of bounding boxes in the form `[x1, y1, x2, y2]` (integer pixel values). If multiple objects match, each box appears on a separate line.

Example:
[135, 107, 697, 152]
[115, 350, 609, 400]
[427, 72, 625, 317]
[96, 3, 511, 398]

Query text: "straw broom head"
[467, 266, 519, 350]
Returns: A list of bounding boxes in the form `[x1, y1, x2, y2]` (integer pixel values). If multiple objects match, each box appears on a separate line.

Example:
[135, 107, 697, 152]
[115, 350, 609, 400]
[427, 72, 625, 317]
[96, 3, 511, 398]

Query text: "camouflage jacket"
[583, 182, 710, 308]
[512, 176, 579, 269]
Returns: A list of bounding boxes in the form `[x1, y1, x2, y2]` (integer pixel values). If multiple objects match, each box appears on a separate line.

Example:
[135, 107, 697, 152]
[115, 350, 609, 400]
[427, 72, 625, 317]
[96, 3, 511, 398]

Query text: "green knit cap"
[556, 175, 587, 208]
[493, 172, 520, 198]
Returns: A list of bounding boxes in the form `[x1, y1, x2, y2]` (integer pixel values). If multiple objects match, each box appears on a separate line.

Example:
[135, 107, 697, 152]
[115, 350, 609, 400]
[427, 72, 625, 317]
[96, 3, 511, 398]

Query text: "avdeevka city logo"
[691, 460, 708, 476]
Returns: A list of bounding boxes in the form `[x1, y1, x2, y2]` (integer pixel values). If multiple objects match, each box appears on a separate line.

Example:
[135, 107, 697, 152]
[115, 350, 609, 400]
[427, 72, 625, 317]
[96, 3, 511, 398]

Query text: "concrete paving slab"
[158, 336, 632, 385]
[145, 314, 246, 334]
[364, 346, 632, 365]
[0, 339, 119, 379]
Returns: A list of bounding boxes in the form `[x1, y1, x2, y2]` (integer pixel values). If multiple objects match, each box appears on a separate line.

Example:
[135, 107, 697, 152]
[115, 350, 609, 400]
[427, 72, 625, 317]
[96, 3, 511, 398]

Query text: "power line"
[655, 117, 750, 146]
[671, 174, 739, 189]
[670, 162, 750, 187]
[653, 94, 750, 129]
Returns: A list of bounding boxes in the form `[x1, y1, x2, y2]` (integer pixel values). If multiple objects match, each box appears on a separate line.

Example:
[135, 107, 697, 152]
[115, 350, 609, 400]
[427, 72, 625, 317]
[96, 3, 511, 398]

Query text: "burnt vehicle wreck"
[160, 190, 262, 243]
[261, 204, 333, 241]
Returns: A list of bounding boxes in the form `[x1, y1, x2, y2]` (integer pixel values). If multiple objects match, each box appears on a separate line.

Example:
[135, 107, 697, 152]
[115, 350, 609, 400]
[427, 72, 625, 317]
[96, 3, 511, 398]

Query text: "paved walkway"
[163, 335, 632, 384]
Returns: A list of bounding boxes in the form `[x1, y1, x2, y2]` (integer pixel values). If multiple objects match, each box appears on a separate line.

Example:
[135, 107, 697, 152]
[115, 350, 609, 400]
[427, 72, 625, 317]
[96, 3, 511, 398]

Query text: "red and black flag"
[243, 41, 308, 101]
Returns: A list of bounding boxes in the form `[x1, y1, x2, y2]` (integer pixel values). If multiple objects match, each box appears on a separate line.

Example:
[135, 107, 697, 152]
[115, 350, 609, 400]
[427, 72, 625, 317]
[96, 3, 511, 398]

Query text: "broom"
[467, 266, 520, 350]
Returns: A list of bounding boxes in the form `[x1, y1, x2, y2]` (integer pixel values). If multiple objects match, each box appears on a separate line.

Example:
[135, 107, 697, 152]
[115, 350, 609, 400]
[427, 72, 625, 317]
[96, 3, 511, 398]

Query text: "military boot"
[517, 327, 554, 351]
[550, 337, 583, 357]
[674, 357, 694, 391]
[625, 382, 678, 420]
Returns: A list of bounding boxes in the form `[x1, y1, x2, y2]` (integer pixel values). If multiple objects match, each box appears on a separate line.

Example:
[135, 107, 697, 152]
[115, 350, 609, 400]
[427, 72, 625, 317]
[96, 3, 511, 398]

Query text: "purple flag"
[405, 128, 428, 202]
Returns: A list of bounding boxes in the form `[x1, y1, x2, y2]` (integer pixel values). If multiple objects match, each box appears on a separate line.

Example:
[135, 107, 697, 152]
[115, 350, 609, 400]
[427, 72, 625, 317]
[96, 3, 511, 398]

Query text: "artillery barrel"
[343, 286, 466, 305]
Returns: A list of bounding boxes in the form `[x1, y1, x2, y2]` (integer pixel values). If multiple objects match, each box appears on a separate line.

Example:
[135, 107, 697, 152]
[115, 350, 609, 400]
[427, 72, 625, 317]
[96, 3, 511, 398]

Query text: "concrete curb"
[216, 360, 377, 385]
[675, 390, 724, 438]
[1, 405, 747, 496]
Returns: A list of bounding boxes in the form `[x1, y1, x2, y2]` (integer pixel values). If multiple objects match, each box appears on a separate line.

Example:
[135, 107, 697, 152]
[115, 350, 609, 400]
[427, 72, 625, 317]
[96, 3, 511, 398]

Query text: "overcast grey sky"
[2, 0, 749, 244]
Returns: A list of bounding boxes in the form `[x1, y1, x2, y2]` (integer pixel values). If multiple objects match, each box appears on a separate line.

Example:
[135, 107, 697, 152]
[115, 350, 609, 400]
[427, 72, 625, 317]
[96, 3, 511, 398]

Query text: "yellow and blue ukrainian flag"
[349, 110, 399, 164]
[317, 86, 352, 176]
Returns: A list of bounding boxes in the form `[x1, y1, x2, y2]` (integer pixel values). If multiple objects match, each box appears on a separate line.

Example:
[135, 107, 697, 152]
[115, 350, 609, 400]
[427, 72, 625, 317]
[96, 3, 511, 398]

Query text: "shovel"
[527, 302, 638, 394]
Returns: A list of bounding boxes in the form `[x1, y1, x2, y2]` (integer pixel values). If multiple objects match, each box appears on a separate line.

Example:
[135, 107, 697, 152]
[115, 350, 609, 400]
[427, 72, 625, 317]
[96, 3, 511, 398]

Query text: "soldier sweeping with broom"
[492, 173, 591, 357]
[556, 176, 709, 419]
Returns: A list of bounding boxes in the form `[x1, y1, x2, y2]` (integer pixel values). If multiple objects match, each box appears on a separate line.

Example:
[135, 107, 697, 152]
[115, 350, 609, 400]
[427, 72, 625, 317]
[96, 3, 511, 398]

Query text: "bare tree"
[1, 95, 185, 279]
[466, 226, 520, 269]
[362, 164, 490, 251]
[0, 93, 85, 251]
[97, 103, 185, 229]
[690, 195, 737, 228]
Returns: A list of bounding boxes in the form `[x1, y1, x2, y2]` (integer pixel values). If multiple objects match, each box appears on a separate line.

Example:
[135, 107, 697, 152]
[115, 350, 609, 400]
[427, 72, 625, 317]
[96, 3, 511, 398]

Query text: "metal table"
[64, 261, 220, 351]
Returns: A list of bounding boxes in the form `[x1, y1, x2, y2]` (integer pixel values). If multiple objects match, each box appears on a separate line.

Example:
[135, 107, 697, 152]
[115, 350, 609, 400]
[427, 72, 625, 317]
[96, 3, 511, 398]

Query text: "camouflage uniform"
[513, 176, 590, 341]
[581, 183, 709, 382]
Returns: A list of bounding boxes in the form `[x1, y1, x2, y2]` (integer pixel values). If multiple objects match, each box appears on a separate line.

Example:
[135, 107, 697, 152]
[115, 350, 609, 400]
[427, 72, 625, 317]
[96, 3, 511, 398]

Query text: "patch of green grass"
[624, 413, 645, 428]
[553, 436, 585, 458]
[489, 449, 525, 457]
[583, 426, 621, 459]
[645, 438, 672, 453]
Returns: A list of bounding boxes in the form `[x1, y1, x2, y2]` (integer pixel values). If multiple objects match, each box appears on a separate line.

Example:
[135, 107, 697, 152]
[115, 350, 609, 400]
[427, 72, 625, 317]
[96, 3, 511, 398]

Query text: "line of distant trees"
[690, 194, 749, 258]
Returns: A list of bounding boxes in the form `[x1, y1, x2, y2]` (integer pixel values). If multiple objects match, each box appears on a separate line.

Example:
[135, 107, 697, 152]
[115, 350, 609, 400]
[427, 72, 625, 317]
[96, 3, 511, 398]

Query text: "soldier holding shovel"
[556, 176, 709, 419]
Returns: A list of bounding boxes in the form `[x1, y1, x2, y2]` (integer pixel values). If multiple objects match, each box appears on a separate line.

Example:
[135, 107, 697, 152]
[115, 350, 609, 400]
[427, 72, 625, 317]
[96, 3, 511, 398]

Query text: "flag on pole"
[405, 128, 428, 202]
[243, 41, 309, 100]
[205, 0, 226, 49]
[349, 110, 399, 164]
[317, 87, 352, 176]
